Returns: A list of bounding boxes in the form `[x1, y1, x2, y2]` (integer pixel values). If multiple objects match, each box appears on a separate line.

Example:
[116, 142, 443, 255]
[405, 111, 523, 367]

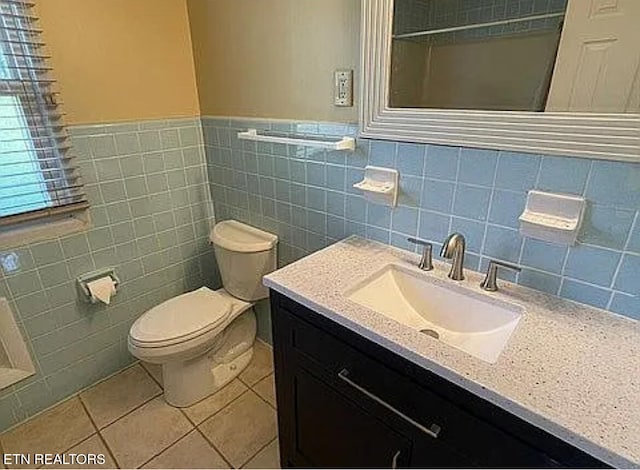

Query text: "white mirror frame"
[359, 0, 640, 162]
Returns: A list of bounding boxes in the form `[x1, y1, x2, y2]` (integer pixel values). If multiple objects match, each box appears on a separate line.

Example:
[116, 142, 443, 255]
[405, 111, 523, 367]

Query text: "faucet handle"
[407, 237, 433, 271]
[480, 260, 521, 292]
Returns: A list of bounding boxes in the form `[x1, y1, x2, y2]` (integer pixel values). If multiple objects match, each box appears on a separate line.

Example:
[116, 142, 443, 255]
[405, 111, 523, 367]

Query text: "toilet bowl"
[128, 220, 277, 407]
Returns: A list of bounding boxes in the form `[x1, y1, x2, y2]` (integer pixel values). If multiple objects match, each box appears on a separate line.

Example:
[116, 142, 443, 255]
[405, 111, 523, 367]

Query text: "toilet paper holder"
[77, 268, 120, 303]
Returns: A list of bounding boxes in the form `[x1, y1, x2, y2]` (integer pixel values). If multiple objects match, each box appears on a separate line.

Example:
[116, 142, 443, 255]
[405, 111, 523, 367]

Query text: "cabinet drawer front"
[293, 364, 413, 468]
[279, 299, 562, 467]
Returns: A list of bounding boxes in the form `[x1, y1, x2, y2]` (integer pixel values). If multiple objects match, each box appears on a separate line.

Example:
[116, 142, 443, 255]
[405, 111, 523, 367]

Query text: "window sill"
[0, 210, 91, 249]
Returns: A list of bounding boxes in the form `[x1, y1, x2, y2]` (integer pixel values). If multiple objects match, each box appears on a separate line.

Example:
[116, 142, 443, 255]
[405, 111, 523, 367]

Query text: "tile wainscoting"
[0, 118, 218, 432]
[204, 116, 639, 321]
[1, 114, 637, 434]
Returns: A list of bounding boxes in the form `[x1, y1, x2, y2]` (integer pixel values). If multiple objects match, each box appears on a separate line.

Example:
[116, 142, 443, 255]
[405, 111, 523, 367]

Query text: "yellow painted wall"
[35, 0, 200, 125]
[187, 0, 360, 122]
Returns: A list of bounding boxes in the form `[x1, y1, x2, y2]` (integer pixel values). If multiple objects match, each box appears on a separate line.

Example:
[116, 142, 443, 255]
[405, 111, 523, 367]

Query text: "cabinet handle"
[391, 450, 401, 469]
[338, 368, 441, 439]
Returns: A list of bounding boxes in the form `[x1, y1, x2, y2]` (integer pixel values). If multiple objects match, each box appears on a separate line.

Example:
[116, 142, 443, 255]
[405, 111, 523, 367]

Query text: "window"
[0, 0, 87, 229]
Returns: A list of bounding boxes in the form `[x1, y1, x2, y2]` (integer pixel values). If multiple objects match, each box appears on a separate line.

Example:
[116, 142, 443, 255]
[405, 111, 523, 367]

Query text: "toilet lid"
[130, 287, 232, 346]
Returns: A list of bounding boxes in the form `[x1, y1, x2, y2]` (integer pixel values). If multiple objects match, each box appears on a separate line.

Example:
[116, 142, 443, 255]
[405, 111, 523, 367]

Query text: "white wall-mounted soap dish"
[519, 190, 586, 245]
[353, 166, 399, 207]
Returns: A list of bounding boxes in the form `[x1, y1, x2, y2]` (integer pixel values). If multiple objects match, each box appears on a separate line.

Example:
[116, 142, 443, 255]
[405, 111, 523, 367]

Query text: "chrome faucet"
[440, 233, 466, 281]
[407, 237, 433, 271]
[480, 260, 521, 291]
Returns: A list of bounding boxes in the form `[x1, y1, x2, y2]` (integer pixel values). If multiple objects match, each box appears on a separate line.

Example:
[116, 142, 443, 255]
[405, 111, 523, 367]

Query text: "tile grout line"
[239, 436, 278, 469]
[95, 391, 163, 432]
[190, 389, 257, 469]
[230, 385, 277, 468]
[239, 352, 278, 466]
[182, 341, 275, 426]
[138, 361, 163, 388]
[606, 253, 627, 312]
[193, 425, 234, 469]
[237, 366, 273, 389]
[174, 347, 276, 467]
[115, 362, 237, 468]
[623, 211, 639, 253]
[191, 386, 252, 427]
[248, 375, 277, 411]
[2, 361, 140, 438]
[478, 149, 500, 272]
[93, 432, 120, 470]
[133, 425, 194, 469]
[605, 210, 639, 309]
[77, 397, 121, 469]
[414, 144, 428, 253]
[82, 366, 163, 433]
[0, 438, 6, 470]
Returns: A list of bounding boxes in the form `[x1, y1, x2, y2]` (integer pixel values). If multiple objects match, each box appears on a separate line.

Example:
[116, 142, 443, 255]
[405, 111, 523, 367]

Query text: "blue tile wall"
[203, 117, 639, 322]
[2, 114, 634, 432]
[0, 118, 217, 432]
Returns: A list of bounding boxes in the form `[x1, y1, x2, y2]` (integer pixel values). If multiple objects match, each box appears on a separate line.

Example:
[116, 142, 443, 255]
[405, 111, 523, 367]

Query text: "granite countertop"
[263, 237, 640, 468]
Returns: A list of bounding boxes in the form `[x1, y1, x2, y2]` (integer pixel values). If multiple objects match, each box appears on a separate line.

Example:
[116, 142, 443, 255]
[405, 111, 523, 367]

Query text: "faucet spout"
[440, 233, 466, 281]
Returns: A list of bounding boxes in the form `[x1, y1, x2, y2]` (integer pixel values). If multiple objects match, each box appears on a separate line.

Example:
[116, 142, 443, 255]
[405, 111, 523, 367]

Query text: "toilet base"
[162, 309, 257, 407]
[163, 346, 253, 407]
[212, 347, 253, 390]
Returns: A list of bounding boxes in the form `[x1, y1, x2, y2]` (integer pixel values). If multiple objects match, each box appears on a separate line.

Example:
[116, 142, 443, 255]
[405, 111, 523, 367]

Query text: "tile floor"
[0, 340, 279, 469]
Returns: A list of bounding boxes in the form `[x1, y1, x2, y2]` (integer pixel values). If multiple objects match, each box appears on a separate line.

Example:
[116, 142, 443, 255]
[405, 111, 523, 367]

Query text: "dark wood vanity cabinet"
[269, 291, 608, 469]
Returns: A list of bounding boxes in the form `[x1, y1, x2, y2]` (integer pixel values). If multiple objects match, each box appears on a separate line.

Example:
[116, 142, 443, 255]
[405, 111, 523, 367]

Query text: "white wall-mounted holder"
[0, 297, 35, 390]
[519, 190, 586, 245]
[77, 268, 120, 305]
[238, 129, 355, 151]
[353, 166, 399, 207]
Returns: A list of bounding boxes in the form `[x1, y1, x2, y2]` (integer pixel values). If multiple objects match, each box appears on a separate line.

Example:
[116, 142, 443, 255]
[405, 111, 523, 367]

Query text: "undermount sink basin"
[346, 264, 523, 363]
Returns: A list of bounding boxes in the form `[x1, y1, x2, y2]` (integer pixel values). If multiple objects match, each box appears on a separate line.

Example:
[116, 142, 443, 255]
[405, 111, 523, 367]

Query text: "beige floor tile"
[239, 340, 274, 386]
[140, 362, 162, 386]
[252, 374, 276, 408]
[199, 390, 277, 468]
[243, 439, 280, 469]
[183, 379, 247, 425]
[40, 434, 117, 469]
[80, 365, 161, 428]
[100, 397, 192, 469]
[142, 430, 228, 469]
[0, 397, 94, 468]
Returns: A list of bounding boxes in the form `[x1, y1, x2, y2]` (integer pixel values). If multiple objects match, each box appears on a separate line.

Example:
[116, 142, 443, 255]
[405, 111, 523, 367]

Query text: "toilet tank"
[210, 220, 278, 301]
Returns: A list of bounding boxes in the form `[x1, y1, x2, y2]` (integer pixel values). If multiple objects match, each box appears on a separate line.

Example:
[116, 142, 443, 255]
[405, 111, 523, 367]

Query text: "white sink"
[346, 264, 523, 363]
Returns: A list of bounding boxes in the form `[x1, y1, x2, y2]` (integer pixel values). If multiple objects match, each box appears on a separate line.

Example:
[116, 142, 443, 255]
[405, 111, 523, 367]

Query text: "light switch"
[334, 69, 353, 107]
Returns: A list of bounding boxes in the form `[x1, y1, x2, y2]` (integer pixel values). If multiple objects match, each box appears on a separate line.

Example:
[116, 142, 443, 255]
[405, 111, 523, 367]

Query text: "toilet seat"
[129, 287, 232, 348]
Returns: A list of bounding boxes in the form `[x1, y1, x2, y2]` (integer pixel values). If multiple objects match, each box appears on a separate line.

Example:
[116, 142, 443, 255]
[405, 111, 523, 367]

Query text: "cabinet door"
[288, 364, 412, 468]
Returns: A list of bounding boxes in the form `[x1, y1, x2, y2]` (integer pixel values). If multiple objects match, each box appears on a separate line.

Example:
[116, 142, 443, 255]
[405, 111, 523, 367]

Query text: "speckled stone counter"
[263, 237, 640, 468]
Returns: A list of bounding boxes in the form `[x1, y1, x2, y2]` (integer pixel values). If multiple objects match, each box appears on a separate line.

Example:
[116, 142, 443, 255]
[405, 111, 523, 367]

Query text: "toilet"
[127, 220, 278, 407]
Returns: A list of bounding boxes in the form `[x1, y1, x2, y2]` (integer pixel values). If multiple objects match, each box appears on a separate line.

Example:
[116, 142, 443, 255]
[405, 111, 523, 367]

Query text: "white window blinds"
[0, 0, 87, 226]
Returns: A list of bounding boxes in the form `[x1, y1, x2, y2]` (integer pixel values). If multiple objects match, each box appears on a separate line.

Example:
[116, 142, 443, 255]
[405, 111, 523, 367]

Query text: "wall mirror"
[360, 0, 640, 161]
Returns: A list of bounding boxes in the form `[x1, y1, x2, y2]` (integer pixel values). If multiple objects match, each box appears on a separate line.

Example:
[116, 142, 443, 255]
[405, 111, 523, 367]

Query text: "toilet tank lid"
[211, 220, 278, 253]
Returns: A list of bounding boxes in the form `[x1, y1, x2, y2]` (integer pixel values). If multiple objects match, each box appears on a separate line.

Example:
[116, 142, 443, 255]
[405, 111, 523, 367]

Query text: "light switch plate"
[334, 69, 353, 107]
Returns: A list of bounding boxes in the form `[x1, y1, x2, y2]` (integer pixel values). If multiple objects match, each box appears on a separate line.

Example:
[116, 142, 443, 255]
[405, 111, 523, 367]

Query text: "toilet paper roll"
[86, 276, 116, 305]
